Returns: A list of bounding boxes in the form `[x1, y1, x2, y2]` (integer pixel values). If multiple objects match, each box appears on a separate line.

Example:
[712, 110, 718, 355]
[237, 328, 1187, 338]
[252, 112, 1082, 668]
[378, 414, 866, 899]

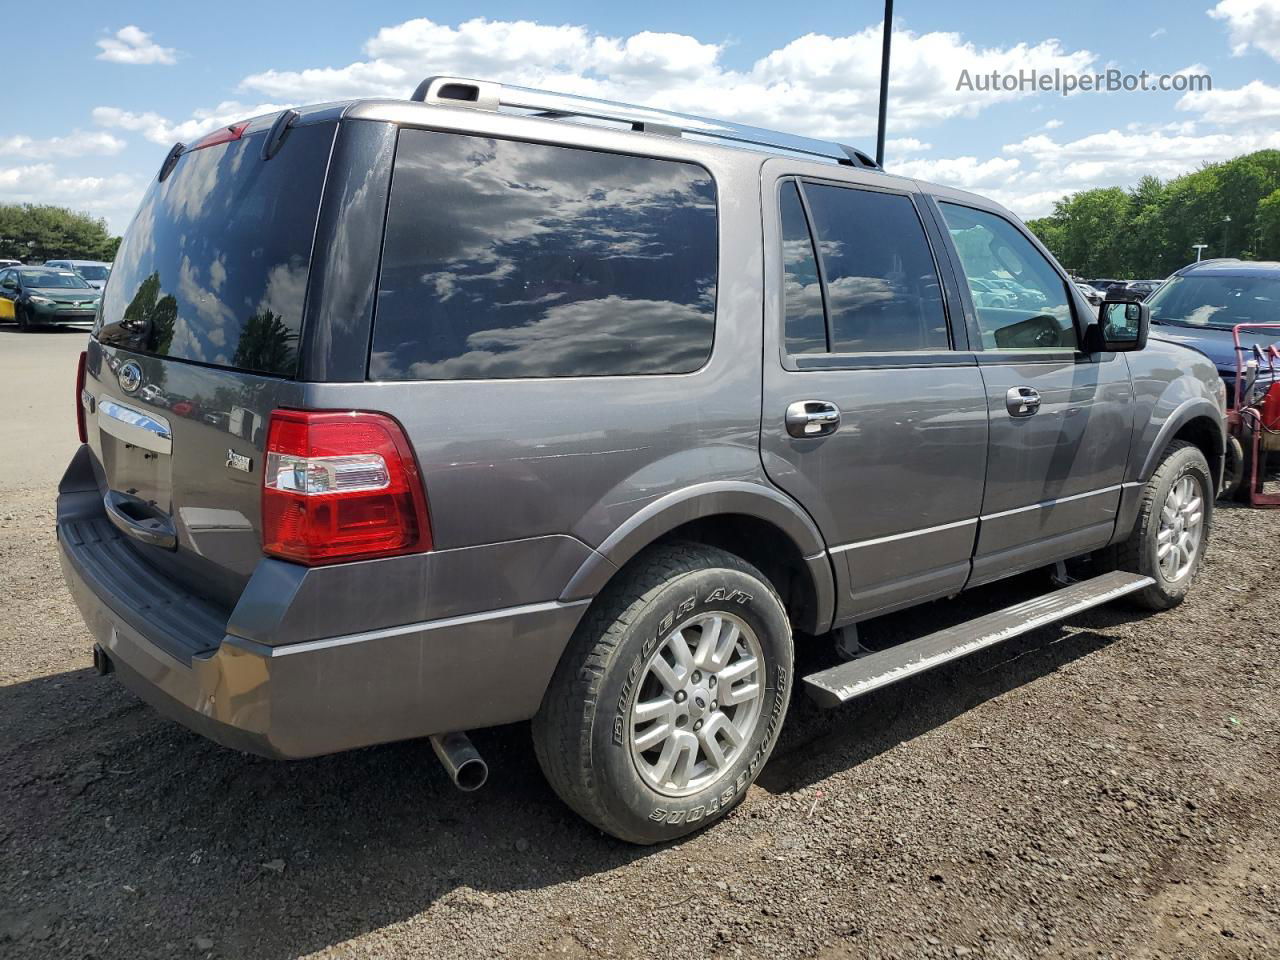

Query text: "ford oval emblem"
[118, 361, 143, 394]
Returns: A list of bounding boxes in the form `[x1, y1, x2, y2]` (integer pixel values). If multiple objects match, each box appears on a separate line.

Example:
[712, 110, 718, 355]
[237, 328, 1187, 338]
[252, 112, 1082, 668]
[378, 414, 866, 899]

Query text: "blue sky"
[5, 0, 1279, 232]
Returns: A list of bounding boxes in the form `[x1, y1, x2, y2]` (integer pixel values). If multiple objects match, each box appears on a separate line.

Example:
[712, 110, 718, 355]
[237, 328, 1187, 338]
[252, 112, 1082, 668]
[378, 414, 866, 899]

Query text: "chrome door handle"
[1006, 386, 1042, 417]
[785, 400, 841, 438]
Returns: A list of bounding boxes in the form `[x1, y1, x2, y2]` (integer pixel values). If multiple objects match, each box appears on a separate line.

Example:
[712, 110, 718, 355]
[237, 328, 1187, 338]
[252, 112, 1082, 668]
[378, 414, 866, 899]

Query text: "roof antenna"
[875, 0, 894, 168]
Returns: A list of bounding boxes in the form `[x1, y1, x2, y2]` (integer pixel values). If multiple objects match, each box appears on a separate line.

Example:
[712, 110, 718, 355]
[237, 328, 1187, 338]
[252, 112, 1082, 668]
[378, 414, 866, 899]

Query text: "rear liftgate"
[803, 570, 1153, 707]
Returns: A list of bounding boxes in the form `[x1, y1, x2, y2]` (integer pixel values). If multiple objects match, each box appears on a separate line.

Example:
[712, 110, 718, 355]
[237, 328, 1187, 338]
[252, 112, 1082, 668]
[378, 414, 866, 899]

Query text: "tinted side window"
[780, 181, 827, 354]
[939, 203, 1076, 351]
[372, 130, 718, 380]
[803, 183, 948, 353]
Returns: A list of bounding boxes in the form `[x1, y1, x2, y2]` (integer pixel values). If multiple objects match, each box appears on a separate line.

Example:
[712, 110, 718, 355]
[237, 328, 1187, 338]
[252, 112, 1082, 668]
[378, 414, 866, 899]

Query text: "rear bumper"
[56, 447, 588, 759]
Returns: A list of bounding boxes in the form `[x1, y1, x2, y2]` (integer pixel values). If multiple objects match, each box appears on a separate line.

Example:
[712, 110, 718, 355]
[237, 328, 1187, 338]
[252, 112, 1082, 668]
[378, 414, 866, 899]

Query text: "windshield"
[76, 265, 110, 281]
[21, 270, 91, 289]
[1147, 274, 1280, 329]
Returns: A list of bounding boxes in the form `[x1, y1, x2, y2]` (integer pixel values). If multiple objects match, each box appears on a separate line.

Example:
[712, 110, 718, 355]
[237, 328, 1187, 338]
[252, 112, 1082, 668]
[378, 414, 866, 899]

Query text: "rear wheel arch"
[560, 483, 835, 636]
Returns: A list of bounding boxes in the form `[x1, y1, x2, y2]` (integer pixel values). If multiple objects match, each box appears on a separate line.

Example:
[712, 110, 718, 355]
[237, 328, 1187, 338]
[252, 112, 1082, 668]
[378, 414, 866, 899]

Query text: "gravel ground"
[1, 330, 1279, 959]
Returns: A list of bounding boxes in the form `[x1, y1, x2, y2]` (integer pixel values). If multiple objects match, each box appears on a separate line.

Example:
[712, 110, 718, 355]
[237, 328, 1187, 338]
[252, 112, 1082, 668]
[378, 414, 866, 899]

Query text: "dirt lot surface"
[1, 327, 1278, 959]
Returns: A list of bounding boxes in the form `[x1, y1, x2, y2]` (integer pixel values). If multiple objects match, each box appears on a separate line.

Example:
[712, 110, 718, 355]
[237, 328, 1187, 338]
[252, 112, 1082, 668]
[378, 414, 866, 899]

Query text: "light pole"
[1221, 215, 1232, 258]
[1193, 243, 1208, 262]
[875, 0, 893, 168]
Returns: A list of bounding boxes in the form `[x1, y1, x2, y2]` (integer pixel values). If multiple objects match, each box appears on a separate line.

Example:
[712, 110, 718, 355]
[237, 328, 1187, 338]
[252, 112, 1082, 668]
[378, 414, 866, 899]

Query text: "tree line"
[1026, 149, 1280, 280]
[0, 204, 121, 263]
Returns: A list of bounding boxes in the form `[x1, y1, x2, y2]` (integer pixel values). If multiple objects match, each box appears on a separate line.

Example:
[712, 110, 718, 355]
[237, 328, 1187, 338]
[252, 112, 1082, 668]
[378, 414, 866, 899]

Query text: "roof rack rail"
[408, 76, 881, 170]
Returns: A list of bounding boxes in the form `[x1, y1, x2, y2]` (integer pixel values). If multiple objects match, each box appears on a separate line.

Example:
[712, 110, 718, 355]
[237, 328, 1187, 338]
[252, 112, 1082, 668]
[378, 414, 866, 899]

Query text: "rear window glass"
[371, 129, 717, 380]
[779, 181, 827, 354]
[802, 183, 948, 353]
[96, 122, 335, 377]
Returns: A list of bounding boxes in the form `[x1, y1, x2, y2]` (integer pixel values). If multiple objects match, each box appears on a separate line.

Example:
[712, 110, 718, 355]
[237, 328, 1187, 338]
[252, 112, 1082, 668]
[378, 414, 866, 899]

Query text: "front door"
[758, 163, 990, 623]
[932, 201, 1134, 585]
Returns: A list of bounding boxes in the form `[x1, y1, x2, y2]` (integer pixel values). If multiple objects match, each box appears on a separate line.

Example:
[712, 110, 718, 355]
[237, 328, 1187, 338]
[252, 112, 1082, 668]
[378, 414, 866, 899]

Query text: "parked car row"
[1077, 277, 1164, 302]
[0, 259, 110, 329]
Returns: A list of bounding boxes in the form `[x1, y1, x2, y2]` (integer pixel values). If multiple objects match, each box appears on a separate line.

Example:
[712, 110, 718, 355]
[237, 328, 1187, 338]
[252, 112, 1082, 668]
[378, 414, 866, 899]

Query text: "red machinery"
[1229, 323, 1280, 507]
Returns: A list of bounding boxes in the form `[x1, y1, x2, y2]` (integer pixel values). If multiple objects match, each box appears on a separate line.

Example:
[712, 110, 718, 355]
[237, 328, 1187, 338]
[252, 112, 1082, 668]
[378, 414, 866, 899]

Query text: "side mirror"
[1089, 299, 1149, 353]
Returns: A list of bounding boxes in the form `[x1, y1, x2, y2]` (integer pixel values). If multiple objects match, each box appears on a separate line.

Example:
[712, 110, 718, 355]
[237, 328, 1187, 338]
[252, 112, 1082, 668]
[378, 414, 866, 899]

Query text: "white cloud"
[886, 137, 932, 154]
[1043, 119, 1064, 129]
[905, 123, 1280, 220]
[1209, 0, 1280, 60]
[0, 130, 125, 159]
[1150, 27, 1168, 38]
[892, 155, 1022, 191]
[236, 16, 1096, 138]
[93, 101, 284, 146]
[0, 164, 142, 219]
[96, 25, 177, 66]
[1177, 78, 1280, 123]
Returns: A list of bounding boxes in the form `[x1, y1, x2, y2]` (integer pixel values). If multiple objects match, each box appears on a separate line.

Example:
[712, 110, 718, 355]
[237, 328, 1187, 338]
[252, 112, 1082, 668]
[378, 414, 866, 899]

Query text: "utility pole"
[875, 0, 894, 168]
[1193, 243, 1208, 262]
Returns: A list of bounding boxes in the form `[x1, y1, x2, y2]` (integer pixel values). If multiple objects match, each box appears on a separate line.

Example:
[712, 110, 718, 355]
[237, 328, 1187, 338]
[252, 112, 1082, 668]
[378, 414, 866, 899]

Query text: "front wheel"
[533, 542, 793, 844]
[15, 305, 30, 331]
[1099, 440, 1212, 610]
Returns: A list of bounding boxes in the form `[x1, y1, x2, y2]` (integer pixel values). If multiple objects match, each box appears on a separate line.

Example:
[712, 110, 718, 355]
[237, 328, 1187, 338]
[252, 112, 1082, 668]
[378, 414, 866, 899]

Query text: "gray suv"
[57, 78, 1226, 845]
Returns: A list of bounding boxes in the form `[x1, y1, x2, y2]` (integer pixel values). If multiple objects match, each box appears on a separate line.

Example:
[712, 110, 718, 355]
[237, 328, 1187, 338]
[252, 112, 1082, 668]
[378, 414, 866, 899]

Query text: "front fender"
[1124, 341, 1226, 485]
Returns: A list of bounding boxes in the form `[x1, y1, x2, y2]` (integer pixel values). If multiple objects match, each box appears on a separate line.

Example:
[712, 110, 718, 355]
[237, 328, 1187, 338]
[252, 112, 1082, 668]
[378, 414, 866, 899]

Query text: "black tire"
[533, 542, 793, 844]
[1230, 425, 1258, 504]
[1099, 440, 1212, 610]
[14, 305, 30, 331]
[1220, 433, 1246, 502]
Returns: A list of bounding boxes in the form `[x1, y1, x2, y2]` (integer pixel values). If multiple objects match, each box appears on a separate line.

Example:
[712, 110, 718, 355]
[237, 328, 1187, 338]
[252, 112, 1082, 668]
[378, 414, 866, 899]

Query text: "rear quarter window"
[370, 130, 718, 380]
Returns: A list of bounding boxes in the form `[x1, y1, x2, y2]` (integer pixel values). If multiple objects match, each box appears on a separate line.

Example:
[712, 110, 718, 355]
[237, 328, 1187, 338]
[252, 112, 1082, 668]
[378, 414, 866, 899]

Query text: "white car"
[44, 259, 112, 290]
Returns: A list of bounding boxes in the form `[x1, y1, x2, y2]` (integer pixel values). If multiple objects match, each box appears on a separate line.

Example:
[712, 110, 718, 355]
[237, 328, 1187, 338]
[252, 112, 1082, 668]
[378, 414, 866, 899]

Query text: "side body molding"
[559, 481, 836, 634]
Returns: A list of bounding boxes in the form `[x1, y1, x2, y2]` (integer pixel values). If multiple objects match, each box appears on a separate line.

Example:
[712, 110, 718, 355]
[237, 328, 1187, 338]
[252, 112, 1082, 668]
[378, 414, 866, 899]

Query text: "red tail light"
[261, 410, 432, 565]
[190, 121, 250, 152]
[75, 350, 88, 443]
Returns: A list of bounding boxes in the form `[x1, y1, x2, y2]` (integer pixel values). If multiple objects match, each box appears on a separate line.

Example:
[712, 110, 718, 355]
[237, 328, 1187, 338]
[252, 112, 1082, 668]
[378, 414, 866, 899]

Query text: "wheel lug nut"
[711, 700, 718, 710]
[708, 676, 716, 688]
[691, 671, 702, 683]
[674, 691, 686, 703]
[693, 720, 703, 731]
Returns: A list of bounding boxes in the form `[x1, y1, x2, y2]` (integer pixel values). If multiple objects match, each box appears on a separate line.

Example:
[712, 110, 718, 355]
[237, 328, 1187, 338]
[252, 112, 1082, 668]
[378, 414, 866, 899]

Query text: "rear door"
[85, 116, 339, 608]
[930, 200, 1134, 584]
[759, 161, 989, 622]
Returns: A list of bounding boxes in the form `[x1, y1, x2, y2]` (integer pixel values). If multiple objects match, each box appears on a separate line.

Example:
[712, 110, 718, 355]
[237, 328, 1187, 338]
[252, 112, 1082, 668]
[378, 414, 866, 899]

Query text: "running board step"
[803, 570, 1154, 708]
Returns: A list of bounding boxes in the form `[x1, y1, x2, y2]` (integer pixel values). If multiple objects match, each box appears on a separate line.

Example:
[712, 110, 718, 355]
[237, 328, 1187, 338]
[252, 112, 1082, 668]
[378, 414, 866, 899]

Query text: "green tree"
[1026, 149, 1280, 278]
[0, 203, 120, 261]
[1257, 188, 1280, 260]
[120, 271, 178, 380]
[232, 310, 296, 374]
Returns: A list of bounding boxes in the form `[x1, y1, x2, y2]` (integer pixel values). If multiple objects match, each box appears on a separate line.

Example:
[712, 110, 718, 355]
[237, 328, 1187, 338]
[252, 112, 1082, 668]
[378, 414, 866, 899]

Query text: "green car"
[0, 265, 100, 329]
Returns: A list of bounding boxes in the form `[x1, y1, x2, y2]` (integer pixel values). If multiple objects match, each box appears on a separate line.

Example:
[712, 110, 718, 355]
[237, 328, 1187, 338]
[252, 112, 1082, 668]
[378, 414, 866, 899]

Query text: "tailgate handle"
[103, 490, 178, 550]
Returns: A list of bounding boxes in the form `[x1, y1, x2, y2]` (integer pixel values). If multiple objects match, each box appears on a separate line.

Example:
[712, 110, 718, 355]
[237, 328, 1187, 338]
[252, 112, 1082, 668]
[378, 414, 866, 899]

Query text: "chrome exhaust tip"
[429, 731, 488, 791]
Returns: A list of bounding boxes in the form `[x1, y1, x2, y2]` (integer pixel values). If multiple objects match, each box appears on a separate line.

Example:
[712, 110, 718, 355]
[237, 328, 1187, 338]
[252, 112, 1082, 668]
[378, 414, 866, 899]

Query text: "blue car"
[1146, 259, 1280, 403]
